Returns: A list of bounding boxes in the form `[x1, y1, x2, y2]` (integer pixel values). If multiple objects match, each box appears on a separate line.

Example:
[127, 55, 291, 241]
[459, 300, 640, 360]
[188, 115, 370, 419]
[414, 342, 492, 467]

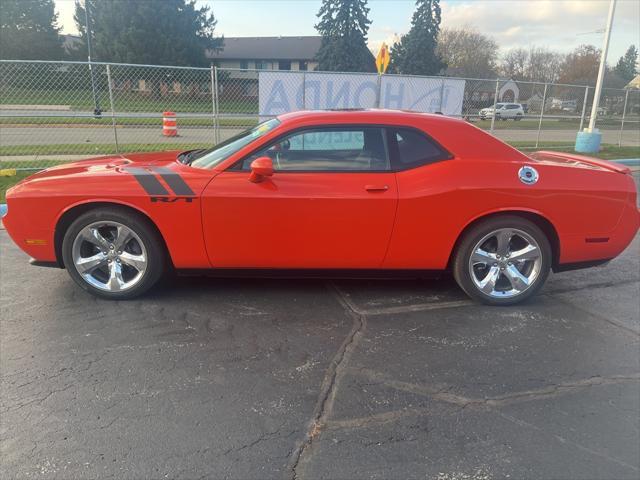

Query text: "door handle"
[365, 185, 389, 192]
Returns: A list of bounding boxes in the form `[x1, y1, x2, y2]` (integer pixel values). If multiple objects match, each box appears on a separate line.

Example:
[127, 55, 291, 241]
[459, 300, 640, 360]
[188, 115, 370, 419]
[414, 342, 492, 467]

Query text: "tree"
[613, 45, 638, 83]
[315, 0, 375, 72]
[437, 28, 498, 78]
[557, 44, 600, 86]
[500, 46, 564, 83]
[389, 0, 444, 75]
[73, 0, 222, 66]
[0, 0, 63, 60]
[501, 48, 529, 80]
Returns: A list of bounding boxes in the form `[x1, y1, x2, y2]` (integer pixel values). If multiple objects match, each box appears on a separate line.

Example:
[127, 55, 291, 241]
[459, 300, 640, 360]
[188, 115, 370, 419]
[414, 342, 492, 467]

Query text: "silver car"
[479, 103, 525, 121]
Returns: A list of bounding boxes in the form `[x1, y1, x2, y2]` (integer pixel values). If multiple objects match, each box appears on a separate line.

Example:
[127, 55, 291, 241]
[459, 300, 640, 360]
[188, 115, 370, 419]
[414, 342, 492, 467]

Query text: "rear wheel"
[62, 207, 166, 299]
[452, 216, 551, 305]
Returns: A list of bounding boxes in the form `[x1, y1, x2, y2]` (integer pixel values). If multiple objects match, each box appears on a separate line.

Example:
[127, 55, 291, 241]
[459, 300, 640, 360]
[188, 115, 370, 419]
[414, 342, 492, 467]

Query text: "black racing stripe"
[150, 166, 195, 196]
[125, 167, 169, 196]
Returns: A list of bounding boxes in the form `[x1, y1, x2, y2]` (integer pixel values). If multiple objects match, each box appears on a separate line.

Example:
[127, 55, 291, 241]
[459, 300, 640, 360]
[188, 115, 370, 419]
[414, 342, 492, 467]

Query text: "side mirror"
[249, 156, 274, 183]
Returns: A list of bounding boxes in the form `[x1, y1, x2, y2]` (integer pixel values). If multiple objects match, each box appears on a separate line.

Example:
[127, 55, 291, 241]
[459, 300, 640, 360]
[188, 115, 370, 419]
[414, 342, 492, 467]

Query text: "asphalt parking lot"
[1, 227, 639, 479]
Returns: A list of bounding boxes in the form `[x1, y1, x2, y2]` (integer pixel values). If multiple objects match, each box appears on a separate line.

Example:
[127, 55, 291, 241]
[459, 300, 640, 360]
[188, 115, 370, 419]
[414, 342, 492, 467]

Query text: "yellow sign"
[376, 42, 390, 74]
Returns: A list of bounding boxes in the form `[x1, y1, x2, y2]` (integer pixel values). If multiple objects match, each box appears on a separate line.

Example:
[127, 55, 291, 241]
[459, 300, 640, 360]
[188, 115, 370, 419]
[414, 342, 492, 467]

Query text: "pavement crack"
[286, 283, 367, 480]
[339, 368, 640, 420]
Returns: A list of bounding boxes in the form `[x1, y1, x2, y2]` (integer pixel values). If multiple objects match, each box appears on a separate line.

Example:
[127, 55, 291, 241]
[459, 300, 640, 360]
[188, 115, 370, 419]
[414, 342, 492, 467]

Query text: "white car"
[479, 103, 524, 121]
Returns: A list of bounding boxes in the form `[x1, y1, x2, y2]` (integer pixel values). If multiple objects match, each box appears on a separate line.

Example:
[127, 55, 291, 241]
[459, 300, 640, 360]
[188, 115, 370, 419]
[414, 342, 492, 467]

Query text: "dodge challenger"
[3, 110, 638, 305]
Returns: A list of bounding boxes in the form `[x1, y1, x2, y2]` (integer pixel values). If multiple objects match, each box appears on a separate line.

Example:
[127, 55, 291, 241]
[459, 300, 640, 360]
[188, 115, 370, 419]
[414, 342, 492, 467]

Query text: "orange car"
[4, 110, 639, 304]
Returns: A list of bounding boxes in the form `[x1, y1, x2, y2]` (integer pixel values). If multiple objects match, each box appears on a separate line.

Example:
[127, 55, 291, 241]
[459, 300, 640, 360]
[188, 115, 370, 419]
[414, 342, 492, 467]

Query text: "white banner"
[380, 76, 465, 116]
[258, 71, 465, 117]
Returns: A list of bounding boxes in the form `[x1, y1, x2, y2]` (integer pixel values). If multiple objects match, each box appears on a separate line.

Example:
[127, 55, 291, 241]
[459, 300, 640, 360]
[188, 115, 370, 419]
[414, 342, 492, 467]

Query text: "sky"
[53, 0, 640, 62]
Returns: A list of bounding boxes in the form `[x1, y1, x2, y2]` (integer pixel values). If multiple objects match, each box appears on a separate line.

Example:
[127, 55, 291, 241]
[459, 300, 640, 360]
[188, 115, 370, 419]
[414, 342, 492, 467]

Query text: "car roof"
[276, 109, 466, 128]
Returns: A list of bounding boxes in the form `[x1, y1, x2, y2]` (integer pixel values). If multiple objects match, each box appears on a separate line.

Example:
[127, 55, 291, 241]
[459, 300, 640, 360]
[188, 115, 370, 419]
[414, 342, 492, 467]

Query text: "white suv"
[479, 103, 524, 121]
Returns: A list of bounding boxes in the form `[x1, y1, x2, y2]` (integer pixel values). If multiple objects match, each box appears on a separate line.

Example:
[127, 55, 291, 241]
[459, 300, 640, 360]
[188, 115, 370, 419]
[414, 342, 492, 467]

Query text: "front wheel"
[452, 216, 551, 305]
[61, 207, 166, 299]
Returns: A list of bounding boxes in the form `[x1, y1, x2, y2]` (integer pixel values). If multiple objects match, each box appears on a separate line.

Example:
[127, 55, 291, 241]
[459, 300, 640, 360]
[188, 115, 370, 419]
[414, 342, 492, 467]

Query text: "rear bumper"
[557, 202, 639, 266]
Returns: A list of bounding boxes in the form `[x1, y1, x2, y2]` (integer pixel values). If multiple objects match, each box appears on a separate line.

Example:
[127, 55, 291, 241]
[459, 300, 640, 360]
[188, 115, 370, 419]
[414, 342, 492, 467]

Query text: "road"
[1, 124, 639, 151]
[1, 223, 638, 478]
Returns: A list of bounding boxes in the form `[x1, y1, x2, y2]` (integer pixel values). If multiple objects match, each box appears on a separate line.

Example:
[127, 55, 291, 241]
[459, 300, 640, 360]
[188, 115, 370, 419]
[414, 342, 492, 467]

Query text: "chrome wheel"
[71, 221, 148, 292]
[468, 228, 542, 299]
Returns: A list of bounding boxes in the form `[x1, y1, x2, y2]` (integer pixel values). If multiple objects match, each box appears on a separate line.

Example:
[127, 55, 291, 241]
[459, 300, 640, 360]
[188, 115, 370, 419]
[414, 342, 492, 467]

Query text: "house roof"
[61, 34, 82, 53]
[207, 36, 322, 60]
[626, 74, 640, 89]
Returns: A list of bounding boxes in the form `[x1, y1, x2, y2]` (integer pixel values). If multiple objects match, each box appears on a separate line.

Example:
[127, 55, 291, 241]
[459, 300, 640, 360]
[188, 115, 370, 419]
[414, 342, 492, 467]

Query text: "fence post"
[618, 88, 629, 147]
[213, 66, 220, 144]
[535, 83, 548, 149]
[302, 71, 306, 110]
[438, 78, 445, 112]
[376, 74, 382, 108]
[105, 64, 119, 154]
[490, 78, 500, 132]
[579, 85, 589, 132]
[210, 64, 217, 143]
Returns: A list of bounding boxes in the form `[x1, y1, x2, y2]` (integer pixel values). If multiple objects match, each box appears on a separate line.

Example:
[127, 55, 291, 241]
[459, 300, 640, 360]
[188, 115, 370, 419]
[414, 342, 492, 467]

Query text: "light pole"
[85, 0, 101, 117]
[575, 0, 616, 152]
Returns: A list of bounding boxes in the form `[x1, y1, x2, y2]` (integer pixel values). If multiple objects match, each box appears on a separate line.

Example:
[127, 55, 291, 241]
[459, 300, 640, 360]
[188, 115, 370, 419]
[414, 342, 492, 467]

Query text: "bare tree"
[437, 27, 499, 78]
[500, 46, 564, 83]
[501, 48, 529, 80]
[557, 44, 600, 85]
[527, 47, 564, 83]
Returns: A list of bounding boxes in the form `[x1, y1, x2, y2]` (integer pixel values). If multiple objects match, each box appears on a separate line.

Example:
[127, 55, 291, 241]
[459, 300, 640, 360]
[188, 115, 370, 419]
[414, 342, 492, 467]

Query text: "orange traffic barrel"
[162, 111, 177, 137]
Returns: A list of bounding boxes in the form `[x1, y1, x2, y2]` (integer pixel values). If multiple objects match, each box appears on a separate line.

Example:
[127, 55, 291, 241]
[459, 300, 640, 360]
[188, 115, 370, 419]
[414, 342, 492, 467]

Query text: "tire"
[452, 216, 551, 306]
[61, 207, 166, 300]
[515, 114, 523, 121]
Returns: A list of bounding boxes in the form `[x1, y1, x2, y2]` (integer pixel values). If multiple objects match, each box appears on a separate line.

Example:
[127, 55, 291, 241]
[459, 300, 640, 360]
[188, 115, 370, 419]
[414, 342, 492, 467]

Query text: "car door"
[201, 126, 398, 268]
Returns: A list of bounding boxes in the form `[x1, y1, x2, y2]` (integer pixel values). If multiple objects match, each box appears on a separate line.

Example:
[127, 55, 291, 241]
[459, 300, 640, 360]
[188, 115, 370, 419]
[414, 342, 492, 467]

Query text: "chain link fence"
[1, 59, 638, 172]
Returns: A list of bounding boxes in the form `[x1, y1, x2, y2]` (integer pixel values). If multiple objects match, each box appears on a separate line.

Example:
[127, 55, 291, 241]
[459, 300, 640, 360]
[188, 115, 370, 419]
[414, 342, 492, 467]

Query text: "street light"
[575, 0, 616, 153]
[85, 0, 102, 117]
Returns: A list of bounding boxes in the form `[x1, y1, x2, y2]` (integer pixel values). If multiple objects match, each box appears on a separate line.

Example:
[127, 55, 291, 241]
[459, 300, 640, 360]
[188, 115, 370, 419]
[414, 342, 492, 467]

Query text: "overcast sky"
[53, 0, 639, 62]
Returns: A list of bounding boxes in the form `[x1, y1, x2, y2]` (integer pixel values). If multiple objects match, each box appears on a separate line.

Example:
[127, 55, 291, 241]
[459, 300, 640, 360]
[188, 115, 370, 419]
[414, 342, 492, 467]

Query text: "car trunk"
[528, 150, 631, 175]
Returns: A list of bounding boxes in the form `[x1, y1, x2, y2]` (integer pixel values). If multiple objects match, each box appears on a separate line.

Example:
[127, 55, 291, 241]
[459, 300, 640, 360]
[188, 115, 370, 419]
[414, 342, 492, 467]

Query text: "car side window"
[240, 127, 390, 171]
[390, 128, 450, 169]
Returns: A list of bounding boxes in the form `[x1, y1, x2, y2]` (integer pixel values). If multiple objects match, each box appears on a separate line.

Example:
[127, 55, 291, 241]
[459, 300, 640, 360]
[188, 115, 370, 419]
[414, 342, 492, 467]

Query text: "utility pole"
[575, 0, 616, 153]
[85, 0, 101, 117]
[587, 0, 616, 132]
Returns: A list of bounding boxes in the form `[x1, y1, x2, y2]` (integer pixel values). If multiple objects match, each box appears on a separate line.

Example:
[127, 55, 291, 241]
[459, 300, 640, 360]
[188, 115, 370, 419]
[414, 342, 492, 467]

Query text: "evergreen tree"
[315, 0, 376, 72]
[0, 0, 64, 60]
[613, 45, 638, 83]
[73, 0, 222, 67]
[390, 0, 444, 75]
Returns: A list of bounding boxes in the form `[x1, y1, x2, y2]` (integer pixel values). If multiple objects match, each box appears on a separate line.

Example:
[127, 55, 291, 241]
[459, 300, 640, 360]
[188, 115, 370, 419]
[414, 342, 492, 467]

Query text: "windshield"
[494, 103, 505, 109]
[188, 118, 280, 169]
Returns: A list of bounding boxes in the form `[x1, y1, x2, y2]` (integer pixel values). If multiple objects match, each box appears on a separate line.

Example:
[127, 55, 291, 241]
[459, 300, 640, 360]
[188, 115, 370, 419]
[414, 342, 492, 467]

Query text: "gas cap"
[518, 166, 539, 185]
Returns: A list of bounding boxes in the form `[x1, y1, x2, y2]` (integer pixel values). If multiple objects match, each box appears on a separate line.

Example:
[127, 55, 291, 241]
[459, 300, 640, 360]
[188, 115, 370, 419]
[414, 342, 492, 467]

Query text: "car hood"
[7, 150, 216, 199]
[22, 151, 183, 182]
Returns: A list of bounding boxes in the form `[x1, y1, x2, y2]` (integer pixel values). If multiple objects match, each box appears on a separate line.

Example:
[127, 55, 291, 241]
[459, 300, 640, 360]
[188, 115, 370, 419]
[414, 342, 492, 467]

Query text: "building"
[61, 34, 82, 56]
[206, 36, 321, 71]
[626, 74, 640, 90]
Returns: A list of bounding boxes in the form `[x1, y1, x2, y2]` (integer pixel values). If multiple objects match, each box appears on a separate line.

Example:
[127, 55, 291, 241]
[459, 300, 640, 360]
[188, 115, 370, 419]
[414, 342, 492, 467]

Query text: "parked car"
[479, 103, 525, 120]
[550, 98, 578, 113]
[4, 110, 638, 305]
